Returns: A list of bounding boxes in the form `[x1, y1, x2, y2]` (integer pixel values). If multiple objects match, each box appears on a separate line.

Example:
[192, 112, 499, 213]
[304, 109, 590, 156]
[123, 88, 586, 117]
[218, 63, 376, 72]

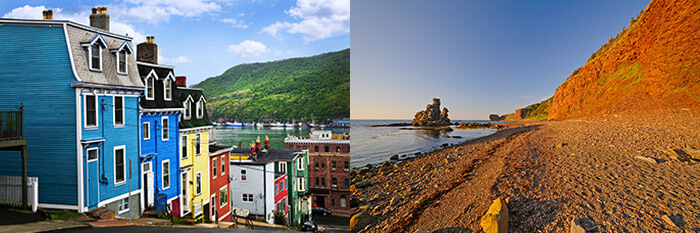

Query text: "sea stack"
[411, 98, 451, 126]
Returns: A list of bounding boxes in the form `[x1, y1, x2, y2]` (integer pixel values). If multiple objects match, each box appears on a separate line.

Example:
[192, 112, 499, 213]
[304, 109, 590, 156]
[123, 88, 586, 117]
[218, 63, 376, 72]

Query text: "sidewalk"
[0, 220, 88, 233]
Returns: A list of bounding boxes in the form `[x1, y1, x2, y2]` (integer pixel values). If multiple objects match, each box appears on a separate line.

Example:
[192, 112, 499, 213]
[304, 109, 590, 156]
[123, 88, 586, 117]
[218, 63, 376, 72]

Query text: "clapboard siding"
[0, 24, 78, 206]
[141, 113, 180, 200]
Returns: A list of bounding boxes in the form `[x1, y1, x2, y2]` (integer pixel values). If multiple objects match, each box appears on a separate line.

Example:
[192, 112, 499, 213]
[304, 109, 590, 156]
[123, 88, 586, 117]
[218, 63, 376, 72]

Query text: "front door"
[211, 195, 216, 220]
[86, 148, 99, 209]
[181, 170, 190, 214]
[142, 162, 154, 207]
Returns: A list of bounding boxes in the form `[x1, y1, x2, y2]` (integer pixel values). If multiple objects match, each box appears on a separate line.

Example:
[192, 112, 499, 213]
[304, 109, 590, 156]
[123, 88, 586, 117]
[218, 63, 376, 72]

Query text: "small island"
[371, 98, 497, 129]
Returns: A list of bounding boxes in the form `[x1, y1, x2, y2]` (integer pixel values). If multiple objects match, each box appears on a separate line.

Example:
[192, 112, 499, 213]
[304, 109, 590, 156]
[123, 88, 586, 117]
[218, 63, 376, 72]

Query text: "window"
[118, 50, 127, 74]
[331, 178, 337, 187]
[344, 161, 350, 171]
[315, 177, 319, 186]
[181, 135, 188, 159]
[297, 157, 304, 171]
[146, 76, 154, 100]
[332, 161, 337, 171]
[321, 162, 325, 170]
[164, 80, 171, 100]
[275, 184, 278, 195]
[325, 145, 329, 152]
[281, 180, 285, 190]
[344, 178, 350, 188]
[85, 95, 98, 128]
[332, 198, 335, 206]
[315, 161, 319, 170]
[118, 198, 129, 214]
[184, 100, 191, 119]
[162, 160, 170, 190]
[279, 182, 284, 193]
[195, 172, 202, 195]
[87, 148, 98, 161]
[212, 158, 217, 178]
[219, 187, 228, 207]
[314, 146, 319, 152]
[221, 155, 226, 176]
[302, 145, 307, 150]
[336, 147, 341, 153]
[242, 193, 254, 202]
[142, 122, 150, 140]
[90, 43, 101, 70]
[113, 96, 124, 126]
[340, 196, 347, 207]
[297, 177, 305, 191]
[279, 162, 286, 174]
[195, 134, 201, 155]
[114, 146, 125, 185]
[196, 100, 203, 119]
[161, 117, 169, 141]
[321, 178, 325, 186]
[240, 169, 247, 181]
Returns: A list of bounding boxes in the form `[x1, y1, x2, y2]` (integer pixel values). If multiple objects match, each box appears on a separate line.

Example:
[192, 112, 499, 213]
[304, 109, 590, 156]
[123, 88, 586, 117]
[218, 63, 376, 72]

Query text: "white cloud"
[262, 0, 349, 42]
[3, 5, 146, 43]
[112, 0, 224, 24]
[159, 55, 193, 64]
[227, 40, 270, 57]
[173, 56, 192, 63]
[221, 17, 250, 29]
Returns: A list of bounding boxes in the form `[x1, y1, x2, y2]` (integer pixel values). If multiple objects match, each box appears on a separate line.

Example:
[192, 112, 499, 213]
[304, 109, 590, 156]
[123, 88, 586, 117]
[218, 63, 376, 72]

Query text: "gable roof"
[178, 87, 211, 128]
[137, 62, 182, 109]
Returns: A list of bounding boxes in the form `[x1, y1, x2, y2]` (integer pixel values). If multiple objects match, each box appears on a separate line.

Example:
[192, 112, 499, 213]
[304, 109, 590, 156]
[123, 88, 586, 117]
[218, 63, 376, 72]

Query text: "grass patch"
[48, 210, 83, 220]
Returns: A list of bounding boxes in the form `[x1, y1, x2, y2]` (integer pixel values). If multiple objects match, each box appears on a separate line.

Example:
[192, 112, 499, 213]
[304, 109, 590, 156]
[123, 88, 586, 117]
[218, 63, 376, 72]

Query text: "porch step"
[142, 207, 158, 218]
[86, 207, 115, 220]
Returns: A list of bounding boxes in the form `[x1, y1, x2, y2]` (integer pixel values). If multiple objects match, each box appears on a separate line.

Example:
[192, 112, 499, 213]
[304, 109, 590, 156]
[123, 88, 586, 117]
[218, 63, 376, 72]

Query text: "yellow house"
[177, 86, 212, 220]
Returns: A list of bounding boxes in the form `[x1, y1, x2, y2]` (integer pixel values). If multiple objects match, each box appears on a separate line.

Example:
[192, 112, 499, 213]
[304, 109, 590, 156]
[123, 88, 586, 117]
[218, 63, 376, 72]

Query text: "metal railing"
[0, 176, 38, 212]
[0, 104, 23, 140]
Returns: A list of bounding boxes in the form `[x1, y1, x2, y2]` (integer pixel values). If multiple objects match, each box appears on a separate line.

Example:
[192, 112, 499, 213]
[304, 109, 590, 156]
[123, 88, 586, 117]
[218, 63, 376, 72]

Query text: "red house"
[274, 174, 288, 218]
[209, 145, 233, 222]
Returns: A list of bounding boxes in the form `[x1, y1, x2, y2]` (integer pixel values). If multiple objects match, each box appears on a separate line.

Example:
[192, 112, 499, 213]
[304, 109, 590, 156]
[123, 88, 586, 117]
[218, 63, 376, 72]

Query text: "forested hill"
[193, 49, 349, 123]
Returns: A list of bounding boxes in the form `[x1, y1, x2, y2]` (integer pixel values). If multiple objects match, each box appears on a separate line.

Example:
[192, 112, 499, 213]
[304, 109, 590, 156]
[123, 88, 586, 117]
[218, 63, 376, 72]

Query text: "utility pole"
[128, 159, 132, 224]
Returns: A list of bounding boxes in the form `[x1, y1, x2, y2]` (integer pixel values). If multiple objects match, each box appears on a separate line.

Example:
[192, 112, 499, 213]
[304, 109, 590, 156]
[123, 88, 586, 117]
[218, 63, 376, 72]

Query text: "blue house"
[0, 8, 143, 218]
[135, 37, 183, 215]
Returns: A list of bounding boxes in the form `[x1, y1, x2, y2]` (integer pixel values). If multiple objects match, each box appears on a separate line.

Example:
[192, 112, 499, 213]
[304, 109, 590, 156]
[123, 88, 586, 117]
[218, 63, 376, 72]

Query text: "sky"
[351, 0, 650, 120]
[0, 0, 349, 85]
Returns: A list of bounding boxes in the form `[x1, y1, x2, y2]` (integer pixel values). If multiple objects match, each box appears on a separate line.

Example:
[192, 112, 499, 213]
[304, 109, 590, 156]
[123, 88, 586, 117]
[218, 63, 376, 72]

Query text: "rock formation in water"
[412, 98, 451, 126]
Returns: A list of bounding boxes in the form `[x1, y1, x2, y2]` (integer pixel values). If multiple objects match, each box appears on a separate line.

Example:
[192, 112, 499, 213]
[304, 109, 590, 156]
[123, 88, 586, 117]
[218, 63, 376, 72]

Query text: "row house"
[229, 147, 311, 227]
[209, 144, 232, 222]
[285, 130, 351, 216]
[135, 38, 182, 214]
[0, 8, 143, 218]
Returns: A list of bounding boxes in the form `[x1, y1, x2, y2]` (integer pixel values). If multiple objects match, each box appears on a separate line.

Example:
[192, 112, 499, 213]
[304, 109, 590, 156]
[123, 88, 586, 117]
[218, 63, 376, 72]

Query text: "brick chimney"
[137, 36, 158, 64]
[176, 76, 187, 87]
[42, 10, 53, 20]
[89, 6, 109, 31]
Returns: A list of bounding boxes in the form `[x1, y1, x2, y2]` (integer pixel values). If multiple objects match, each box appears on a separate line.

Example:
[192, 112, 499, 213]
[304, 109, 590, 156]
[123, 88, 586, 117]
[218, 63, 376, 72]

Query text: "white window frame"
[117, 198, 129, 214]
[161, 116, 169, 141]
[143, 122, 150, 140]
[86, 147, 99, 162]
[195, 133, 201, 155]
[145, 74, 155, 100]
[113, 145, 126, 186]
[162, 159, 170, 190]
[298, 177, 305, 191]
[89, 43, 102, 71]
[181, 135, 188, 160]
[112, 96, 125, 127]
[116, 49, 128, 75]
[163, 79, 172, 101]
[242, 193, 254, 203]
[297, 157, 304, 171]
[219, 185, 228, 208]
[195, 171, 202, 196]
[212, 157, 217, 178]
[220, 155, 226, 176]
[84, 94, 99, 129]
[183, 100, 191, 120]
[279, 162, 287, 174]
[196, 100, 203, 119]
[240, 169, 247, 182]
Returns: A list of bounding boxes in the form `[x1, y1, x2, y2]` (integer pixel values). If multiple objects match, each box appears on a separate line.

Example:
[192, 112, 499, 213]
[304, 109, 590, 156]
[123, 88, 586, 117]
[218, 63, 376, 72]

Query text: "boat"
[284, 122, 295, 128]
[256, 122, 264, 128]
[226, 122, 243, 127]
[270, 122, 284, 127]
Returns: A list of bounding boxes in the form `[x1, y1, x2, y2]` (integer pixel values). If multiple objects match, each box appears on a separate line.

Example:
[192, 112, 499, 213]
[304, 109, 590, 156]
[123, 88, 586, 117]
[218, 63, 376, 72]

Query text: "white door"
[143, 162, 154, 207]
[181, 170, 190, 214]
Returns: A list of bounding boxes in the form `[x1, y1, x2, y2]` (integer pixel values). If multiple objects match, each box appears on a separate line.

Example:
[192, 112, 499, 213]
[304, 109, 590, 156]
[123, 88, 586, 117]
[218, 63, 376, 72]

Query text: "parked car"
[312, 207, 332, 216]
[301, 220, 318, 232]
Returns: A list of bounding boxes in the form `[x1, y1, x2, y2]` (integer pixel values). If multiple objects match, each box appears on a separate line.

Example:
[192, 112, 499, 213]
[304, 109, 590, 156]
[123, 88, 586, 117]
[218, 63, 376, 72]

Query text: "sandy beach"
[351, 109, 700, 232]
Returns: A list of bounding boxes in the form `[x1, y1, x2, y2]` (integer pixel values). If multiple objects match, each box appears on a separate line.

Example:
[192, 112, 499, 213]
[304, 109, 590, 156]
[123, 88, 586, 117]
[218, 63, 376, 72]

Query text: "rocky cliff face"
[548, 0, 700, 120]
[412, 98, 451, 126]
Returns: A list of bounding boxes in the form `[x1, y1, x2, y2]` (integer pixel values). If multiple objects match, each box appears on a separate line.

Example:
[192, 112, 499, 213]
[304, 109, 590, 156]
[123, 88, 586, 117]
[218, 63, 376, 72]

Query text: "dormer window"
[183, 95, 193, 120]
[111, 41, 133, 75]
[164, 80, 172, 100]
[196, 100, 203, 119]
[82, 34, 108, 72]
[146, 76, 154, 100]
[91, 44, 101, 70]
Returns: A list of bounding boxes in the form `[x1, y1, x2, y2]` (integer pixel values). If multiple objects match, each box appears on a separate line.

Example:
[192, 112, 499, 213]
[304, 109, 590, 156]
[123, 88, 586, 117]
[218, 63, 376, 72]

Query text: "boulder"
[570, 218, 586, 233]
[480, 198, 509, 233]
[411, 98, 451, 126]
[489, 114, 505, 121]
[390, 154, 399, 160]
[350, 213, 377, 233]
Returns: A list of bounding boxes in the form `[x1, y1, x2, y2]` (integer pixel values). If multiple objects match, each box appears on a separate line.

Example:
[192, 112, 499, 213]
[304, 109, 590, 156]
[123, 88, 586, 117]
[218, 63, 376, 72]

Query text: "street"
[313, 215, 349, 233]
[42, 226, 289, 233]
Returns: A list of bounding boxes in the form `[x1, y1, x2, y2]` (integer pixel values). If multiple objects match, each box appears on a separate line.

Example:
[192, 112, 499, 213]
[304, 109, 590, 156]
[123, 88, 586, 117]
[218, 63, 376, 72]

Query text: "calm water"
[350, 120, 497, 168]
[214, 126, 349, 149]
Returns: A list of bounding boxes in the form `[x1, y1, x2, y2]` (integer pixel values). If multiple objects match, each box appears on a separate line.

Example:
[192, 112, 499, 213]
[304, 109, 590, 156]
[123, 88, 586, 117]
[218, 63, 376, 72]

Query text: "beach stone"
[480, 198, 509, 233]
[390, 196, 403, 207]
[421, 163, 433, 171]
[354, 181, 371, 189]
[570, 218, 586, 233]
[350, 213, 377, 233]
[556, 143, 568, 148]
[413, 230, 429, 233]
[635, 156, 657, 164]
[661, 215, 678, 228]
[390, 154, 399, 160]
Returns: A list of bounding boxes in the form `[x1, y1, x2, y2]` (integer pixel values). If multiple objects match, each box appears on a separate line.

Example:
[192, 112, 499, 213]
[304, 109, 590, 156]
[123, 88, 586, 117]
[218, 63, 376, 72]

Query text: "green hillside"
[193, 49, 349, 123]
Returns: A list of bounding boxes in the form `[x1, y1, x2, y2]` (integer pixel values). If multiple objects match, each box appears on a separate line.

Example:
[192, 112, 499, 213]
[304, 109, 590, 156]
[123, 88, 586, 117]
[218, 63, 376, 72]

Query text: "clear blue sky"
[1, 0, 349, 85]
[351, 0, 649, 120]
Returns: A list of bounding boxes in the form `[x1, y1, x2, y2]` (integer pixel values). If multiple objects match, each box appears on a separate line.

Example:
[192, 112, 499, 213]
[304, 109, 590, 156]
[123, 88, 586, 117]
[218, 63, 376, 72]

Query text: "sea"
[213, 126, 350, 149]
[350, 120, 497, 168]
